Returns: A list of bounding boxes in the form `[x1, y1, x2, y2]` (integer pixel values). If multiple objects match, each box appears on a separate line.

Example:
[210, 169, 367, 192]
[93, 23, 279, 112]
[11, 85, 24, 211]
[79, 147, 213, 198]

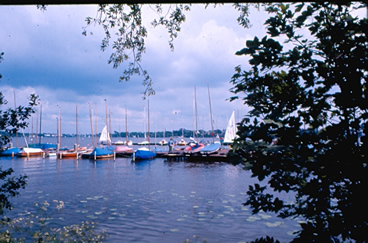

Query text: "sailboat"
[223, 111, 237, 144]
[99, 125, 112, 145]
[199, 82, 221, 155]
[133, 99, 156, 161]
[57, 104, 87, 159]
[90, 146, 115, 160]
[124, 106, 133, 146]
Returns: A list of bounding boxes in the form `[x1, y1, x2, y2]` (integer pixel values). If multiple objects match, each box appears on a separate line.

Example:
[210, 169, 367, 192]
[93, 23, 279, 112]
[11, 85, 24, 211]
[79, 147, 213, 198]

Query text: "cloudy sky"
[0, 4, 268, 134]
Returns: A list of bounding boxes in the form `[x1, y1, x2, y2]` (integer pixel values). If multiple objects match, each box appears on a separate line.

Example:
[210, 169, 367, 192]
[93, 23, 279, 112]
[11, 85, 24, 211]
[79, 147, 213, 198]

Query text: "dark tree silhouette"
[230, 2, 368, 242]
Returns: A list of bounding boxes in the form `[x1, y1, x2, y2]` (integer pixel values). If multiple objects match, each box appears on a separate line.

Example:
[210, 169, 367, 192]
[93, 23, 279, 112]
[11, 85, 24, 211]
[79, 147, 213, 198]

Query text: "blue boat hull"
[0, 147, 21, 156]
[133, 150, 156, 160]
[90, 147, 114, 159]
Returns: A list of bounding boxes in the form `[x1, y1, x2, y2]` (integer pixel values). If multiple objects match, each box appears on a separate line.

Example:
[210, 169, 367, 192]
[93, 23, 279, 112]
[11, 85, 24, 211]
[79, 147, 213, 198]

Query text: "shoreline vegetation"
[0, 129, 226, 139]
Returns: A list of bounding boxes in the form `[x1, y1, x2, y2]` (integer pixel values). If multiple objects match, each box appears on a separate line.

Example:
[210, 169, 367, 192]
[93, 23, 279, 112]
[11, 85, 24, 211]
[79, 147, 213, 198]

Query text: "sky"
[0, 4, 268, 134]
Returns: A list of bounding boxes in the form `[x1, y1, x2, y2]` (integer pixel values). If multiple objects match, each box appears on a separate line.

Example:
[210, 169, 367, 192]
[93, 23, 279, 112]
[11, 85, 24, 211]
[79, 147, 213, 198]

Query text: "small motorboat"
[138, 140, 150, 146]
[17, 147, 45, 157]
[177, 139, 187, 146]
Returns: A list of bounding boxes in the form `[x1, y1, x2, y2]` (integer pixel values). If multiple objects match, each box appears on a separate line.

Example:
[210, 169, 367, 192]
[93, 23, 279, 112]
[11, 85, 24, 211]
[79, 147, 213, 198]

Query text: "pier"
[114, 149, 230, 162]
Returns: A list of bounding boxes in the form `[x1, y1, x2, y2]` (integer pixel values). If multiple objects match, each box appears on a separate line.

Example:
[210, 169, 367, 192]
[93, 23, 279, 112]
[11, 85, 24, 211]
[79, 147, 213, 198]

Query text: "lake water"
[1, 137, 300, 242]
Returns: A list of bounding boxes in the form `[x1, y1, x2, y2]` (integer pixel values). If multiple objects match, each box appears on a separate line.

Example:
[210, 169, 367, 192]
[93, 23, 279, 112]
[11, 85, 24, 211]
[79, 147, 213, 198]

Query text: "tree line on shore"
[1, 128, 226, 139]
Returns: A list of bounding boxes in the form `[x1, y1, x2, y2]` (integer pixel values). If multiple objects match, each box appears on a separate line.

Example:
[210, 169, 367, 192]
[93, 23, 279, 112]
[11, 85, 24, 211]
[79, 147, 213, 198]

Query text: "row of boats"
[1, 110, 237, 161]
[0, 138, 224, 161]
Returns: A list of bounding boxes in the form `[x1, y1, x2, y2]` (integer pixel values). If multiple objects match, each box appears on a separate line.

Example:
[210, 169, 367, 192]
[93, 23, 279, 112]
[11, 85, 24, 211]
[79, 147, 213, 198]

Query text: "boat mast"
[36, 108, 39, 144]
[105, 99, 109, 145]
[109, 109, 112, 144]
[207, 82, 215, 143]
[14, 90, 18, 147]
[31, 115, 33, 144]
[143, 105, 146, 139]
[148, 99, 150, 150]
[194, 86, 198, 140]
[125, 105, 128, 144]
[76, 104, 79, 148]
[89, 103, 94, 147]
[94, 103, 97, 147]
[56, 117, 58, 148]
[58, 105, 61, 149]
[39, 103, 42, 146]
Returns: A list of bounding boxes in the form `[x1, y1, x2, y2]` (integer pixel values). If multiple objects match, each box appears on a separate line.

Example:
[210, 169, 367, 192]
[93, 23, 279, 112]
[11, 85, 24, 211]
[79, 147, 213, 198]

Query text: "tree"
[83, 3, 252, 97]
[230, 2, 368, 242]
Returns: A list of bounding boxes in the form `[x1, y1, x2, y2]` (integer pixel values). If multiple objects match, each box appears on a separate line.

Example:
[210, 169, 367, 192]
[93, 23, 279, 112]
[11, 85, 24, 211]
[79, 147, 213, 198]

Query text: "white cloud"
[0, 4, 267, 134]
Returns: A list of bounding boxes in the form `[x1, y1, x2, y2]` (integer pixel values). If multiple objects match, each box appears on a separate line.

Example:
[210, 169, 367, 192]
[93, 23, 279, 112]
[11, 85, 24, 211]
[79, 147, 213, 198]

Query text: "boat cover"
[134, 149, 156, 160]
[0, 147, 21, 156]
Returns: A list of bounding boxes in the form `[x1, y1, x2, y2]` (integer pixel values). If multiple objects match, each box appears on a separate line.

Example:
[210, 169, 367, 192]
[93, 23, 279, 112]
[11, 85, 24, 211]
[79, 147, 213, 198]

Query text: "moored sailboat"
[90, 146, 115, 160]
[0, 147, 21, 157]
[223, 111, 237, 145]
[99, 125, 112, 145]
[133, 147, 156, 161]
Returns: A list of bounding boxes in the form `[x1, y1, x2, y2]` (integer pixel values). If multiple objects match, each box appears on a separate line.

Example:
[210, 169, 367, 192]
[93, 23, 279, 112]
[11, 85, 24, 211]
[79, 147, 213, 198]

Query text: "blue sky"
[0, 4, 268, 134]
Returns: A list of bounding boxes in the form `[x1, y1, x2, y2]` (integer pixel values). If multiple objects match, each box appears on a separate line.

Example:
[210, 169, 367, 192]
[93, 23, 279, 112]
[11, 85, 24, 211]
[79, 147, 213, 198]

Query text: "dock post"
[94, 151, 96, 161]
[133, 152, 135, 161]
[114, 152, 116, 161]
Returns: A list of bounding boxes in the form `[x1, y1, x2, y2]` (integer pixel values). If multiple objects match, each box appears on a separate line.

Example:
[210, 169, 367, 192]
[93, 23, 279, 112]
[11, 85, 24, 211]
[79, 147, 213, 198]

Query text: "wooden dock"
[160, 148, 231, 162]
[112, 148, 232, 162]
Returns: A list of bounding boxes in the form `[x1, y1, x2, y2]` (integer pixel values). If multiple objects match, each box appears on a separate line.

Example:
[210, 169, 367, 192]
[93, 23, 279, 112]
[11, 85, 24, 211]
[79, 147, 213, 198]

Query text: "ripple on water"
[6, 156, 299, 242]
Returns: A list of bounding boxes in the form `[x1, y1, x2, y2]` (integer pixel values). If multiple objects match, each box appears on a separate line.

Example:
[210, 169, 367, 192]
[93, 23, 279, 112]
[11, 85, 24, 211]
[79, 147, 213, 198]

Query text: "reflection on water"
[1, 143, 300, 242]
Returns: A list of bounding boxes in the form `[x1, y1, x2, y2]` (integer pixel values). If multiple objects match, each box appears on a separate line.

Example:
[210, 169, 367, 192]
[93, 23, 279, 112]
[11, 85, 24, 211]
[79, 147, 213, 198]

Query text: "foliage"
[0, 92, 38, 148]
[0, 167, 27, 215]
[230, 2, 368, 242]
[0, 200, 107, 242]
[83, 3, 253, 98]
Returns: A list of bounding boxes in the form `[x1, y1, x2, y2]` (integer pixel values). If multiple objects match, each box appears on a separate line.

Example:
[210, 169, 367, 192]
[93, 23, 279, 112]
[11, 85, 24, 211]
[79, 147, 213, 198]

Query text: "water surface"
[1, 138, 300, 242]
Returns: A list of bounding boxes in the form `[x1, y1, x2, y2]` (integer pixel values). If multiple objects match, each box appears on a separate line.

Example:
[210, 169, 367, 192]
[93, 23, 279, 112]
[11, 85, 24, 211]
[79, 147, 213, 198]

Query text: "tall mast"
[56, 117, 59, 148]
[148, 99, 150, 150]
[143, 105, 146, 138]
[109, 109, 112, 144]
[31, 115, 33, 144]
[76, 104, 79, 147]
[14, 90, 18, 147]
[194, 86, 198, 140]
[94, 103, 97, 147]
[105, 99, 109, 145]
[39, 103, 42, 145]
[207, 82, 214, 143]
[58, 106, 61, 148]
[125, 105, 128, 143]
[36, 109, 39, 144]
[89, 103, 94, 147]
